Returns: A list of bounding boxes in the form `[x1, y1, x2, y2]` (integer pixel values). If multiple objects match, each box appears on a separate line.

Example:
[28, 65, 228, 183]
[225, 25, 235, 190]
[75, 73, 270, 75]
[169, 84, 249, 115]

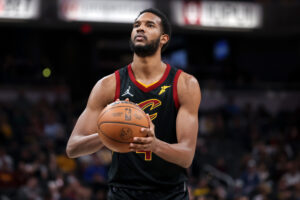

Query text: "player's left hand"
[129, 114, 158, 152]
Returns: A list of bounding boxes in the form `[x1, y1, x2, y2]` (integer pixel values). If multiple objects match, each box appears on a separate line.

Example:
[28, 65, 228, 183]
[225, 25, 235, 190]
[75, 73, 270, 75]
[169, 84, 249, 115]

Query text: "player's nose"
[136, 28, 145, 34]
[136, 24, 145, 33]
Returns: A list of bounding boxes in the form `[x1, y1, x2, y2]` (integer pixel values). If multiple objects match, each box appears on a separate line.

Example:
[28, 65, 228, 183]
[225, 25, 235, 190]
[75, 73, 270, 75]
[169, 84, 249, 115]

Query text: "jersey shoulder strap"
[114, 66, 128, 100]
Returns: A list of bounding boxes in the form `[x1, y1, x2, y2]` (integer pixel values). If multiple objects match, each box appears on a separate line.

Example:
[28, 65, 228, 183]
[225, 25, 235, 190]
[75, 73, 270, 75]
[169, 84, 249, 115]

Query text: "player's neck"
[132, 51, 164, 73]
[131, 53, 166, 83]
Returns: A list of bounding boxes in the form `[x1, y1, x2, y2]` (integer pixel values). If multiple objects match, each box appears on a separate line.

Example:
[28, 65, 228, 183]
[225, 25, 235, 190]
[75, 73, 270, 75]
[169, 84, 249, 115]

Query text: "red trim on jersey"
[128, 64, 171, 93]
[114, 70, 120, 100]
[173, 70, 182, 109]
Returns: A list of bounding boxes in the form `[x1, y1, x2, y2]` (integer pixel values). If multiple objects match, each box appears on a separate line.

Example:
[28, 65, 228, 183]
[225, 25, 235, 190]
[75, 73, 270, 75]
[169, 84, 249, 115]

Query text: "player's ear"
[160, 34, 169, 45]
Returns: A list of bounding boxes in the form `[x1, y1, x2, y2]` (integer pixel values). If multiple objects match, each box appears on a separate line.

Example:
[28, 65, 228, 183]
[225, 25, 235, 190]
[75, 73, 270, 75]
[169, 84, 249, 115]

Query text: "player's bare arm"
[130, 72, 201, 168]
[66, 74, 116, 158]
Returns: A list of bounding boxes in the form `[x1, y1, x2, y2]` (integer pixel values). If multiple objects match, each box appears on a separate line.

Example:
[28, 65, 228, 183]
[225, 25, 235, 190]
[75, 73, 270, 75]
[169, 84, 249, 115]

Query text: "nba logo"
[125, 108, 131, 121]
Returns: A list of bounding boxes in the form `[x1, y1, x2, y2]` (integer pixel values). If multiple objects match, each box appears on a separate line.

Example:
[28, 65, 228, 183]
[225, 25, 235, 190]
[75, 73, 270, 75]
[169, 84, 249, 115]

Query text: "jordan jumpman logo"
[121, 86, 134, 97]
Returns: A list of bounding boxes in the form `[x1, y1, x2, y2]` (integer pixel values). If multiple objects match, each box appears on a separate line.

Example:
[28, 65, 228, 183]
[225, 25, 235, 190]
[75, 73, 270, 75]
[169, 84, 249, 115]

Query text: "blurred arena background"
[0, 0, 299, 199]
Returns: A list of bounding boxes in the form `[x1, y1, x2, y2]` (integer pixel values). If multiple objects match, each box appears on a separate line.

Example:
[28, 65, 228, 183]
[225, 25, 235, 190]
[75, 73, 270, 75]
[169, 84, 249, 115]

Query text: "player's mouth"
[135, 34, 147, 41]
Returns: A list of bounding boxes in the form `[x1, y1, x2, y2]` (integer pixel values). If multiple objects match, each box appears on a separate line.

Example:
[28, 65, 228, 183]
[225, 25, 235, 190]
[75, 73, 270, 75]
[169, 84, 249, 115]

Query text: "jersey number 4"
[136, 151, 152, 161]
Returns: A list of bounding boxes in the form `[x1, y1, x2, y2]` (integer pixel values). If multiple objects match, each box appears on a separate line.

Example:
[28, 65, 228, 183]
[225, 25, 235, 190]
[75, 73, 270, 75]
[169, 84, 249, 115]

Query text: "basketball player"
[66, 8, 201, 200]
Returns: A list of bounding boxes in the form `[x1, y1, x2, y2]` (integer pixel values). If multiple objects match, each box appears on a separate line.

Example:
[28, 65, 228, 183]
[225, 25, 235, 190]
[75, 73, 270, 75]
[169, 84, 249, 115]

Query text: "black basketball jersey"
[108, 64, 188, 190]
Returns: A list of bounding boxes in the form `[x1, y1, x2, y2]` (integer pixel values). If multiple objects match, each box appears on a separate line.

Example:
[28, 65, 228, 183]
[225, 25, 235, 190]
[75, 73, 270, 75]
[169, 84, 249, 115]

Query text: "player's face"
[131, 12, 163, 46]
[130, 12, 166, 57]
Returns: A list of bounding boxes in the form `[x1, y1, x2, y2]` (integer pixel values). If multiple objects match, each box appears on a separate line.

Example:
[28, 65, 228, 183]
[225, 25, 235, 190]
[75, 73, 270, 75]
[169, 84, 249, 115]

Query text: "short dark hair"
[137, 8, 172, 52]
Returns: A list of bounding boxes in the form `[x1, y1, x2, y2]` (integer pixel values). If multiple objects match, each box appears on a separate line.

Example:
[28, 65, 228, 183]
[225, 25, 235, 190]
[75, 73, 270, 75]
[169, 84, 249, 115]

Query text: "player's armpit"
[66, 73, 116, 158]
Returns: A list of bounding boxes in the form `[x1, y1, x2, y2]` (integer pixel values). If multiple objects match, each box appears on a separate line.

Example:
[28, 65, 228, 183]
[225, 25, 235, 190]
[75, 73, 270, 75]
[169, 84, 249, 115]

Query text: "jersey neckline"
[128, 64, 171, 93]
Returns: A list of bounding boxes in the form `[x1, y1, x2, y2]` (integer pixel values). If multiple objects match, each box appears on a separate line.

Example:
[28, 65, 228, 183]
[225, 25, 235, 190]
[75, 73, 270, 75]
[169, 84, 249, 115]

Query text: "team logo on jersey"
[136, 99, 162, 161]
[121, 86, 134, 97]
[136, 151, 152, 161]
[158, 85, 171, 95]
[138, 99, 162, 120]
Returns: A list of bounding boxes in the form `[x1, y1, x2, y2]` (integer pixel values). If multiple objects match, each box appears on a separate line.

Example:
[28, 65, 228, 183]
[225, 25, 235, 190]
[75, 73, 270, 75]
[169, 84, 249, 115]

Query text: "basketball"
[97, 100, 150, 153]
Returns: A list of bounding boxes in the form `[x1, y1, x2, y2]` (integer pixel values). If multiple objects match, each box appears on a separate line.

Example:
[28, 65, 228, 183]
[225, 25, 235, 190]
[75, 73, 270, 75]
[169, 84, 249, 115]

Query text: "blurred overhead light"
[59, 0, 154, 23]
[172, 0, 262, 29]
[214, 40, 229, 61]
[42, 68, 51, 78]
[0, 0, 40, 20]
[80, 23, 92, 34]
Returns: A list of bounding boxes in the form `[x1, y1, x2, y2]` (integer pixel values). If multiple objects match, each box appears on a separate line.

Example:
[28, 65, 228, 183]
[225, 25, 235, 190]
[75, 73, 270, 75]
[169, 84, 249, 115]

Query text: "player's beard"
[129, 37, 160, 57]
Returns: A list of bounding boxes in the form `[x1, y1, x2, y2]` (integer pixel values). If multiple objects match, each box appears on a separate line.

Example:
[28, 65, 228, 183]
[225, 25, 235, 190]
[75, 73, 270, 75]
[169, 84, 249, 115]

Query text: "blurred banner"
[59, 0, 154, 23]
[0, 0, 40, 20]
[172, 0, 262, 29]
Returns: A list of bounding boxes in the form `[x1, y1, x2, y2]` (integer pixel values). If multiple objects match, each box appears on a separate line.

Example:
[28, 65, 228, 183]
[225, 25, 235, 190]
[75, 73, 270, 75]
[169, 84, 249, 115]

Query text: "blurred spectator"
[16, 177, 43, 200]
[281, 161, 300, 188]
[239, 159, 260, 195]
[0, 113, 13, 141]
[0, 147, 13, 171]
[215, 157, 228, 173]
[56, 151, 77, 174]
[0, 88, 299, 199]
[60, 175, 92, 200]
[44, 111, 65, 139]
[0, 147, 16, 191]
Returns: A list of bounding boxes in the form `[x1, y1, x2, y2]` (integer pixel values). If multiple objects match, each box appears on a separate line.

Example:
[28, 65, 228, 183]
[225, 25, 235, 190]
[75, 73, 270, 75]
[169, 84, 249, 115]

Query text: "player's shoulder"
[96, 73, 116, 87]
[177, 71, 200, 91]
[177, 71, 201, 107]
[89, 73, 116, 106]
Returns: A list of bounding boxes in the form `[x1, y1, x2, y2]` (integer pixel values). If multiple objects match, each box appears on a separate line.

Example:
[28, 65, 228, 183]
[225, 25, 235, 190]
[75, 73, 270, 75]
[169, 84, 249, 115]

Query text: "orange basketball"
[97, 100, 150, 153]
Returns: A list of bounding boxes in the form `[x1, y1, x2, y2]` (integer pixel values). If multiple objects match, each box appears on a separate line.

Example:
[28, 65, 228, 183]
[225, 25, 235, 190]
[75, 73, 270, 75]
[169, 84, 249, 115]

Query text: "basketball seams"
[109, 100, 139, 108]
[110, 105, 145, 113]
[98, 128, 131, 144]
[110, 104, 147, 116]
[98, 122, 148, 143]
[99, 121, 149, 128]
[97, 106, 111, 122]
[98, 105, 149, 128]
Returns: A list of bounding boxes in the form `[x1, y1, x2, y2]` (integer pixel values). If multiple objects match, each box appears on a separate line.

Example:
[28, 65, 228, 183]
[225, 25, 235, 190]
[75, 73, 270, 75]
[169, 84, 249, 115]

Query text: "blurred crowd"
[190, 100, 300, 200]
[0, 90, 299, 200]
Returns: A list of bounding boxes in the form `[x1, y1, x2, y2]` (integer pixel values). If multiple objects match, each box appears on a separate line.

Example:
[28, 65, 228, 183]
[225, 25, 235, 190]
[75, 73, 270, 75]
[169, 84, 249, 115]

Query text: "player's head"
[130, 8, 172, 57]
